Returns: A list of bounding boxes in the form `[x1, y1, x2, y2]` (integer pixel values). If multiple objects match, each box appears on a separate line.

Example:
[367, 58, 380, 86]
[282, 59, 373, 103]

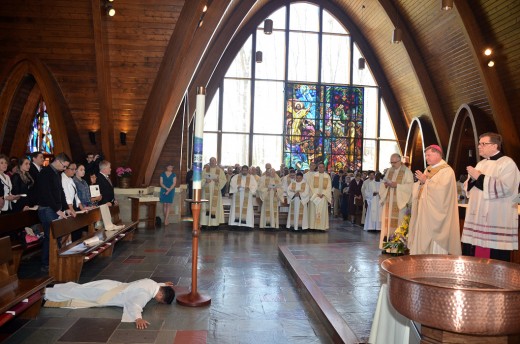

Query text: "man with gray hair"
[379, 153, 413, 252]
[408, 145, 461, 255]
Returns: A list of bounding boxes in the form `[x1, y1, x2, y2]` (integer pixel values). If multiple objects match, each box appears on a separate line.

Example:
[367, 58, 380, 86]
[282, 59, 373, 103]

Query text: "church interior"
[1, 0, 520, 343]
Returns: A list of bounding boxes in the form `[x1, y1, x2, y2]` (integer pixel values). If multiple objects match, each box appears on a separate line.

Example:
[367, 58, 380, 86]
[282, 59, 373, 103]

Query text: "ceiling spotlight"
[484, 48, 492, 56]
[441, 0, 453, 10]
[264, 19, 273, 35]
[105, 3, 115, 16]
[392, 28, 402, 44]
[487, 60, 495, 67]
[203, 5, 208, 13]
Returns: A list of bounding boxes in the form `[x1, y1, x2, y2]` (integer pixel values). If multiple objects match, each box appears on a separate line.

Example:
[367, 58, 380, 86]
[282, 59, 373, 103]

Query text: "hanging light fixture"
[441, 0, 454, 10]
[264, 19, 273, 35]
[255, 51, 263, 63]
[392, 28, 402, 44]
[358, 57, 366, 70]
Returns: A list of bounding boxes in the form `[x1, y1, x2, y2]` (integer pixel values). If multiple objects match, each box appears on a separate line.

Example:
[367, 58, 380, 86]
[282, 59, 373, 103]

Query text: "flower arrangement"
[116, 167, 132, 178]
[383, 207, 411, 255]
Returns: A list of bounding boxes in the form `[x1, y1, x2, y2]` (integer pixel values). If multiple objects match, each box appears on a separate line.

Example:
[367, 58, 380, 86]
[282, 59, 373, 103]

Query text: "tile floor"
[3, 219, 386, 344]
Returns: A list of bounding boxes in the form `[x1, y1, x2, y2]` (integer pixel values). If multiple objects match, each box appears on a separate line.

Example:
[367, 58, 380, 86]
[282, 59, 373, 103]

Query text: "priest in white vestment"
[229, 165, 258, 228]
[362, 171, 381, 231]
[286, 172, 310, 231]
[200, 157, 227, 227]
[408, 145, 462, 255]
[45, 279, 175, 329]
[308, 163, 332, 230]
[461, 132, 520, 262]
[303, 162, 316, 183]
[258, 168, 284, 229]
[379, 154, 413, 250]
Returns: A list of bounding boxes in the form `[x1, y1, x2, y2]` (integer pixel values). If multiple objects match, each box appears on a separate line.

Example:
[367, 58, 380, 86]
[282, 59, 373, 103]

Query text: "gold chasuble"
[258, 174, 284, 229]
[379, 165, 413, 249]
[200, 166, 227, 227]
[408, 160, 462, 255]
[228, 173, 257, 228]
[308, 173, 332, 230]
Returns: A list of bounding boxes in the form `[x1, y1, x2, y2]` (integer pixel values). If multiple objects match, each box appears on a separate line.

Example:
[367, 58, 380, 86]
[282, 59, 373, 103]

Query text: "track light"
[441, 0, 453, 10]
[487, 60, 495, 68]
[104, 1, 115, 17]
[392, 28, 402, 44]
[484, 48, 492, 56]
[264, 19, 273, 35]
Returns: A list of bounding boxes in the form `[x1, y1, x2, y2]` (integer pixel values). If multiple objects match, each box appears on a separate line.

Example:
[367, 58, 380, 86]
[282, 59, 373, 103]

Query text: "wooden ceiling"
[0, 0, 518, 185]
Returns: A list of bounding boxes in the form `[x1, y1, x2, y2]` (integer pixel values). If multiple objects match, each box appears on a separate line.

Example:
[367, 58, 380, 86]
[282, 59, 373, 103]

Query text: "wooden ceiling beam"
[91, 0, 115, 165]
[378, 0, 450, 148]
[453, 0, 520, 162]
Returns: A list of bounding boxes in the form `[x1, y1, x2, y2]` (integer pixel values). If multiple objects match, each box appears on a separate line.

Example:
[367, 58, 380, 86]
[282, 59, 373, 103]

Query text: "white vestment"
[362, 179, 381, 231]
[286, 180, 310, 230]
[308, 173, 332, 230]
[258, 174, 284, 229]
[228, 174, 257, 228]
[461, 156, 520, 250]
[45, 279, 161, 322]
[200, 166, 227, 226]
[379, 166, 413, 249]
[408, 161, 462, 255]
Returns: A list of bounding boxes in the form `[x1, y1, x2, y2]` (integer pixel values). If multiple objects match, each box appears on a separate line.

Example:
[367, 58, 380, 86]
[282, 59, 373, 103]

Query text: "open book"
[100, 204, 125, 231]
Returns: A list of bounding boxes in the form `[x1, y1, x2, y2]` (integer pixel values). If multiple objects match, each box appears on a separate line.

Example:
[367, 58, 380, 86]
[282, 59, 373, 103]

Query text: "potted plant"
[116, 166, 132, 188]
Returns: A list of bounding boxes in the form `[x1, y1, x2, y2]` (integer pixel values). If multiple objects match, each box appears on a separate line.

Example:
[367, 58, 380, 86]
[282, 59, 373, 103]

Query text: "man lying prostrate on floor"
[44, 278, 175, 329]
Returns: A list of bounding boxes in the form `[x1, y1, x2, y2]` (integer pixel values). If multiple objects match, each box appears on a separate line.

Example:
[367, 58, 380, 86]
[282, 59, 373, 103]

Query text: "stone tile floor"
[2, 219, 385, 344]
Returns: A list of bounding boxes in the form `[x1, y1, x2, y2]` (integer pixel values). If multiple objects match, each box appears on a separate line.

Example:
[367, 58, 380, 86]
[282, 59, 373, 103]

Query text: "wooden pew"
[49, 206, 137, 282]
[0, 237, 52, 327]
[0, 210, 42, 273]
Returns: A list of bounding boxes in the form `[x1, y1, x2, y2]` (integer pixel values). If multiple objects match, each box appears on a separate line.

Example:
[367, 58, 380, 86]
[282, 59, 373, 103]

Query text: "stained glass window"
[284, 83, 363, 171]
[27, 99, 54, 154]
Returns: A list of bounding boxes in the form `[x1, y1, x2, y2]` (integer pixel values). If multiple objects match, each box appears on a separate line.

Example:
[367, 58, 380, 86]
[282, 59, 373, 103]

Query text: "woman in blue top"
[74, 164, 102, 207]
[160, 164, 176, 225]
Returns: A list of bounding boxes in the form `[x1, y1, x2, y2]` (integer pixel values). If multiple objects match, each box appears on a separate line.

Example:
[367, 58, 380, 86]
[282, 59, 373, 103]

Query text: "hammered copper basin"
[381, 255, 520, 335]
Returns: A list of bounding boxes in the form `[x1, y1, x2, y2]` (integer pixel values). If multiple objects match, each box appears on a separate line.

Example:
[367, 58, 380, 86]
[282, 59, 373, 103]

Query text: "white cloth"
[44, 279, 161, 322]
[286, 180, 310, 230]
[362, 179, 381, 231]
[62, 173, 81, 208]
[408, 161, 462, 255]
[200, 166, 227, 226]
[308, 173, 332, 230]
[461, 156, 520, 250]
[0, 173, 12, 211]
[258, 175, 284, 229]
[228, 174, 257, 228]
[379, 166, 414, 249]
[369, 284, 412, 344]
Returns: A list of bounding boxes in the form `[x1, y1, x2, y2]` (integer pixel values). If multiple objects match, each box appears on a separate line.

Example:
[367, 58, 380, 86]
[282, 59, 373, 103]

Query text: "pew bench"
[49, 206, 137, 283]
[0, 210, 42, 273]
[0, 237, 52, 327]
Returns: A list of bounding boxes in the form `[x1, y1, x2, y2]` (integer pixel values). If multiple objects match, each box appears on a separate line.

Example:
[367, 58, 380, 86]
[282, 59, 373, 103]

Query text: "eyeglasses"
[390, 161, 400, 164]
[57, 160, 69, 169]
[478, 142, 495, 146]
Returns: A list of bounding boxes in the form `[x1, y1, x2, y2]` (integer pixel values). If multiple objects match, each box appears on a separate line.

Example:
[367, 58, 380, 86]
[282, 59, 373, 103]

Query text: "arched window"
[203, 2, 400, 172]
[27, 98, 54, 155]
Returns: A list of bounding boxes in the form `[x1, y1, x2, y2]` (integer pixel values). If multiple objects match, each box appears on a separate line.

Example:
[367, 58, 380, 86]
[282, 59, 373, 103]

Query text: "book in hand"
[90, 185, 101, 198]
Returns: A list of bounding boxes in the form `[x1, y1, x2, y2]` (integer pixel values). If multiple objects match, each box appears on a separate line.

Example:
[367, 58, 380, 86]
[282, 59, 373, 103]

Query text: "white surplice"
[45, 279, 162, 322]
[362, 179, 381, 231]
[286, 180, 310, 230]
[258, 174, 284, 229]
[228, 174, 257, 228]
[200, 166, 227, 226]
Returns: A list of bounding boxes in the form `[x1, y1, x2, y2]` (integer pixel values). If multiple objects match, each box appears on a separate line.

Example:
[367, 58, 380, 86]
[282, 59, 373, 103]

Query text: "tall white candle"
[192, 86, 205, 191]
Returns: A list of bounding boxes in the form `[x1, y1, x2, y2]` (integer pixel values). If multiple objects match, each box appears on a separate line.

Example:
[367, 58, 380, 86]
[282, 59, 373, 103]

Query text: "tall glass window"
[203, 2, 399, 171]
[27, 99, 54, 155]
